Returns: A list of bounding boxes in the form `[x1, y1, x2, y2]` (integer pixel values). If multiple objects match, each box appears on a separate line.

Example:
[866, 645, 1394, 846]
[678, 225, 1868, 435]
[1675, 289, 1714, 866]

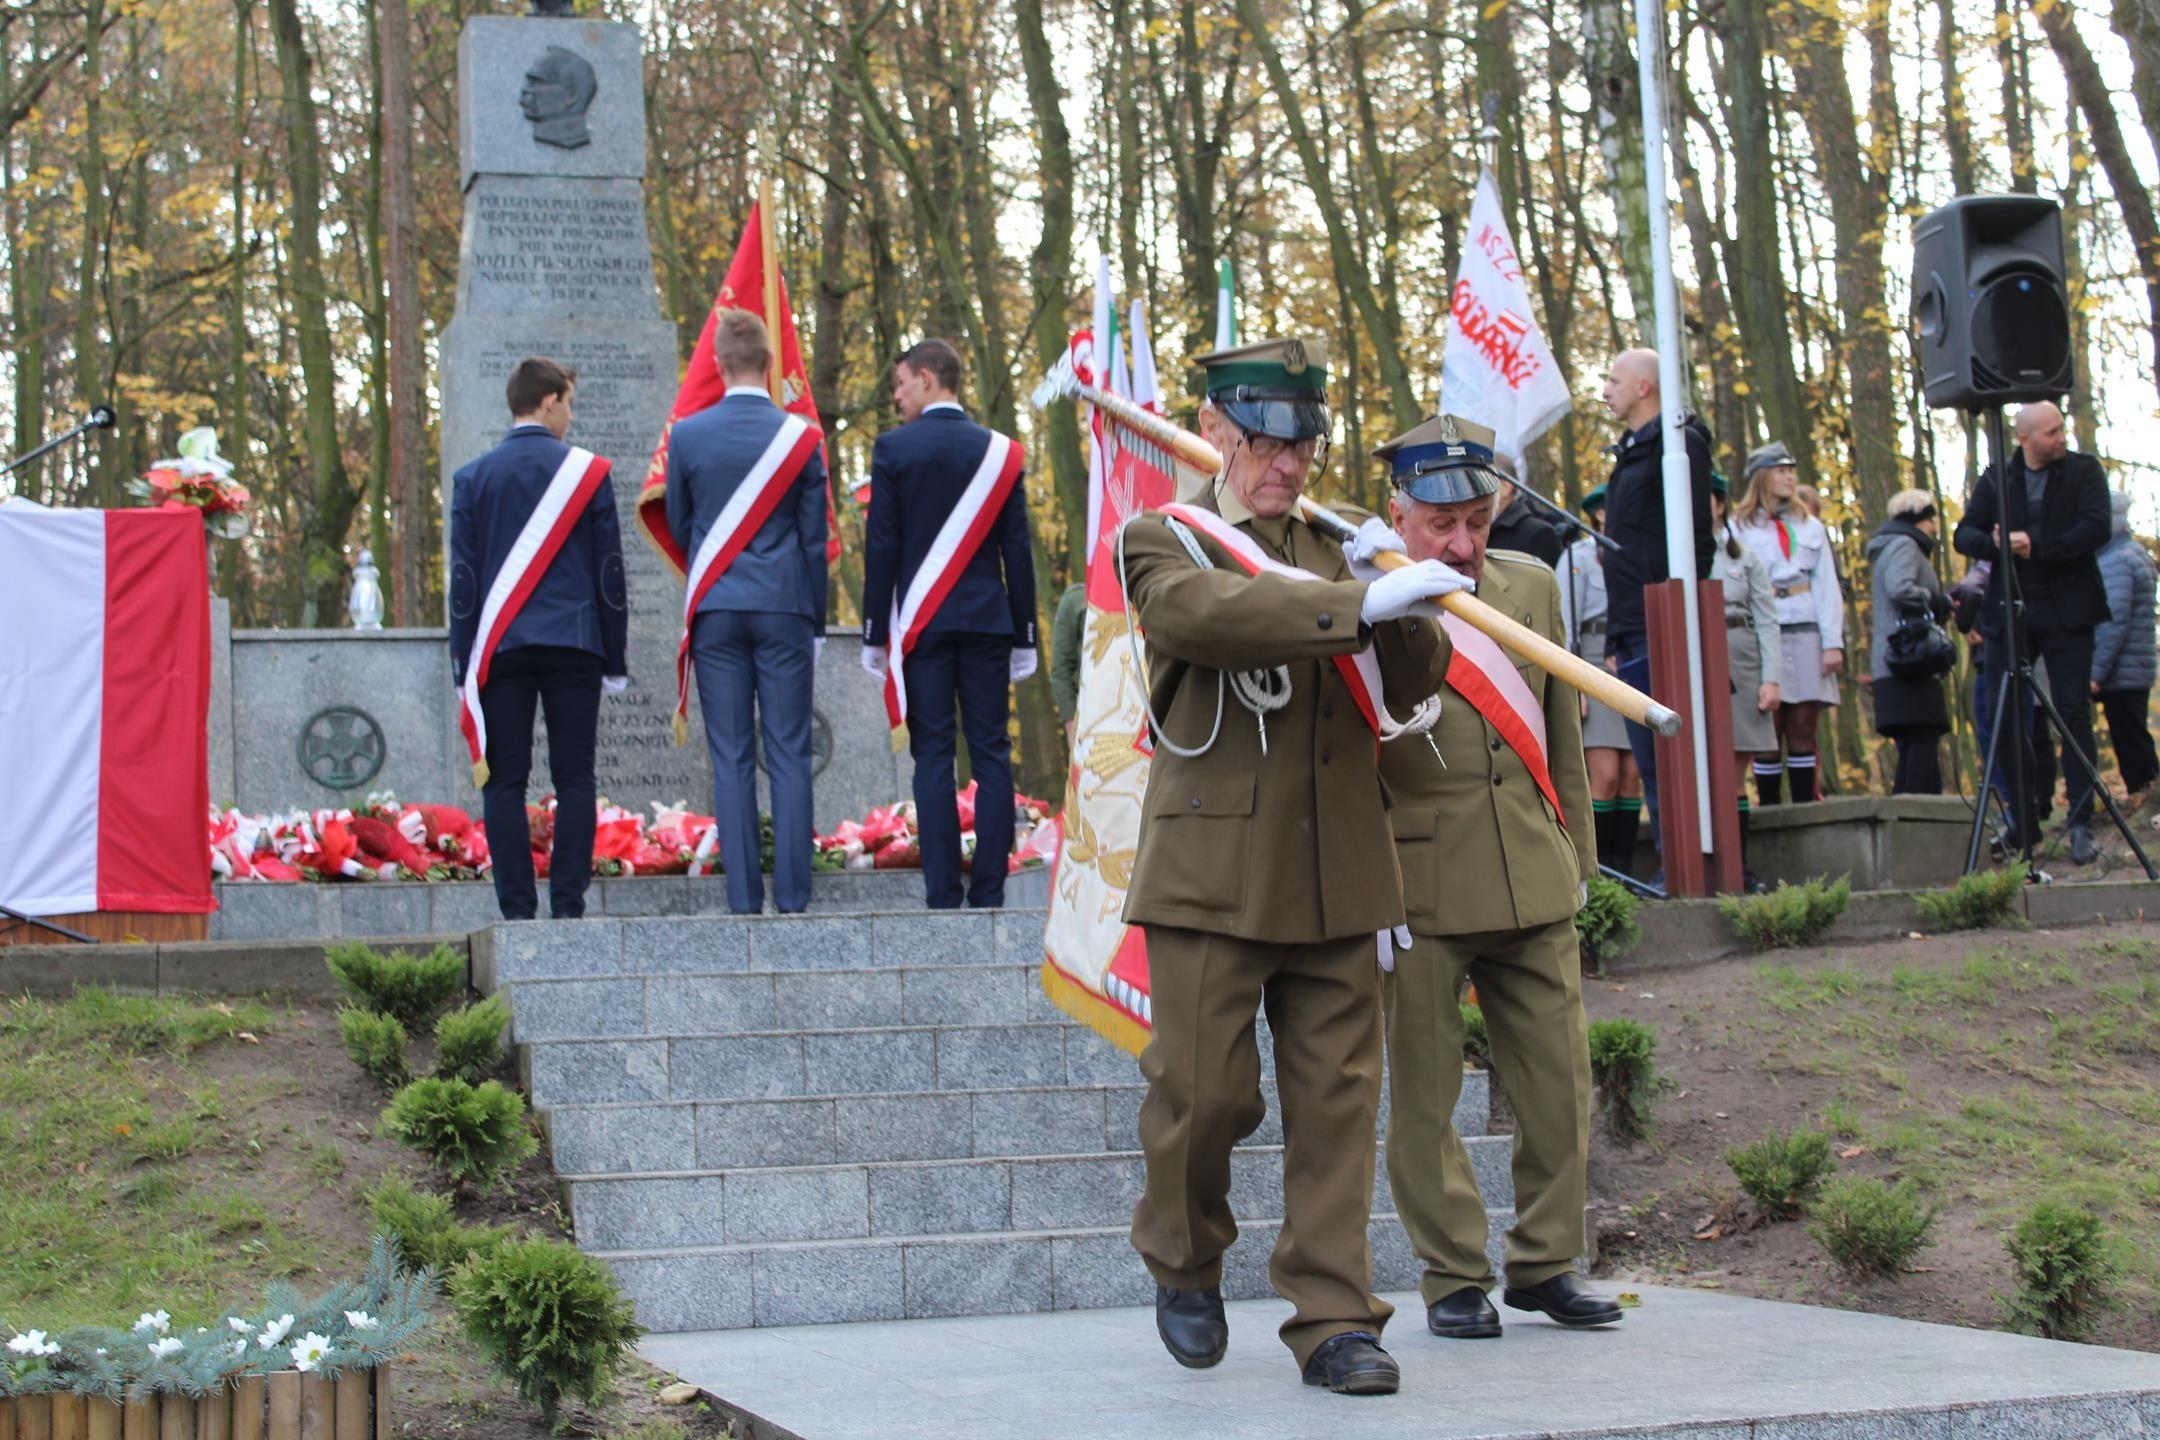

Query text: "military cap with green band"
[1198, 336, 1332, 441]
[1371, 414, 1504, 507]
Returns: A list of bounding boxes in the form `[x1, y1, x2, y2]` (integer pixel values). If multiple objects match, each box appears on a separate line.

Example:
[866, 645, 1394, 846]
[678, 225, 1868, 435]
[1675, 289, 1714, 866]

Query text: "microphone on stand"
[1, 405, 122, 477]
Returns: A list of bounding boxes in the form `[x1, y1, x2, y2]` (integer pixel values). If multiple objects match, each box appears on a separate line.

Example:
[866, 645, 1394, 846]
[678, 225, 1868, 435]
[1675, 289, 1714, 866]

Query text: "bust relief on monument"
[528, 1, 578, 15]
[520, 45, 598, 150]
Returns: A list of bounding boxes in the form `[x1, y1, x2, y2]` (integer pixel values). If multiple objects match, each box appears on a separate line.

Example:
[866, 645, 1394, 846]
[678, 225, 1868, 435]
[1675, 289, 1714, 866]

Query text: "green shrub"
[383, 1077, 537, 1191]
[1808, 1176, 1938, 1277]
[1575, 875, 1643, 970]
[1586, 1018, 1659, 1139]
[1459, 1002, 1489, 1066]
[1915, 864, 2028, 933]
[2002, 1202, 2115, 1340]
[366, 1177, 512, 1274]
[1721, 874, 1853, 951]
[451, 1237, 645, 1428]
[1724, 1126, 1836, 1219]
[340, 1007, 411, 1088]
[327, 942, 466, 1027]
[435, 995, 510, 1084]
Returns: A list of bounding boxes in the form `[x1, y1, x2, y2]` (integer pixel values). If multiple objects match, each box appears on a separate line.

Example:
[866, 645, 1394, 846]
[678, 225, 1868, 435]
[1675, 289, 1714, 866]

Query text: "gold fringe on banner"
[1039, 957, 1150, 1058]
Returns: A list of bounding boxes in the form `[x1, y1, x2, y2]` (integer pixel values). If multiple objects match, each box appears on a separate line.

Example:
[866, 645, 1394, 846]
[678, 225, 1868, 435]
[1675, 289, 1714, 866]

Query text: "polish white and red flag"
[0, 504, 213, 917]
[1441, 168, 1573, 460]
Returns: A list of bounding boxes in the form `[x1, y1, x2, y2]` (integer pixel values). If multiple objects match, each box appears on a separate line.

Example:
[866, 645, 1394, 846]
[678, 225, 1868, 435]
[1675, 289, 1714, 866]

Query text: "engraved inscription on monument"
[458, 181, 658, 317]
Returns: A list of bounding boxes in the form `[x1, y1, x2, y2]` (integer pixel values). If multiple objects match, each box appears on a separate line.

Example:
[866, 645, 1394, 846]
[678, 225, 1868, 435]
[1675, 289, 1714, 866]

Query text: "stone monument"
[437, 10, 705, 813]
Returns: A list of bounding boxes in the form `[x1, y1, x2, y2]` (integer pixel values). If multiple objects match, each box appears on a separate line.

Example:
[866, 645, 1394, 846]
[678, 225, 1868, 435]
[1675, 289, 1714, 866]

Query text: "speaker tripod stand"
[1960, 407, 2156, 881]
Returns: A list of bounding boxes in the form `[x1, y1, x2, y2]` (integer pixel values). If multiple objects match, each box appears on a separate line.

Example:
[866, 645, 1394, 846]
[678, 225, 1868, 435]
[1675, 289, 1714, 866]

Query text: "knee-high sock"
[1738, 796, 1752, 877]
[1753, 759, 1785, 807]
[1611, 796, 1642, 876]
[1787, 752, 1818, 803]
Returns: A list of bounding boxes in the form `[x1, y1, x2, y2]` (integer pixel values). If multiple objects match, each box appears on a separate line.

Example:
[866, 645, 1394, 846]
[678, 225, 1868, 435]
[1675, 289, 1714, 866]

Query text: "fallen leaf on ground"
[1838, 1145, 1869, 1159]
[1694, 1224, 1725, 1241]
[235, 1032, 260, 1045]
[208, 1003, 235, 1017]
[1713, 1111, 1729, 1119]
[1616, 1292, 1642, 1308]
[658, 1383, 700, 1406]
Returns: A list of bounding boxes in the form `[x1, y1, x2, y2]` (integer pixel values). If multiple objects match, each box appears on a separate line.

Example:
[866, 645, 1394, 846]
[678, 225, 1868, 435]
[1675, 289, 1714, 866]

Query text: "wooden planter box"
[0, 1365, 392, 1440]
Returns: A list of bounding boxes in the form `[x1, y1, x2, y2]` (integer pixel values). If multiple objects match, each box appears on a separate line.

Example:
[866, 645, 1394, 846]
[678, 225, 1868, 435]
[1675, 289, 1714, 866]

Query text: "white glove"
[1360, 559, 1472, 624]
[1376, 924, 1412, 972]
[813, 637, 827, 668]
[1577, 881, 1589, 912]
[861, 645, 889, 680]
[1346, 517, 1407, 583]
[1010, 647, 1039, 683]
[601, 675, 629, 696]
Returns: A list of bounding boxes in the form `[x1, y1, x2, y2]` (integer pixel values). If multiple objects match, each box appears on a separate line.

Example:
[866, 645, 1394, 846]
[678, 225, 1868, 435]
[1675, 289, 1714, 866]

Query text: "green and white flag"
[1214, 258, 1237, 351]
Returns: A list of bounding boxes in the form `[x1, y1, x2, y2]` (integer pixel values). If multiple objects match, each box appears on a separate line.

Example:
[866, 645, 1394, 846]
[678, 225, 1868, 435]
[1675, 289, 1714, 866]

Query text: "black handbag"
[1885, 611, 1955, 679]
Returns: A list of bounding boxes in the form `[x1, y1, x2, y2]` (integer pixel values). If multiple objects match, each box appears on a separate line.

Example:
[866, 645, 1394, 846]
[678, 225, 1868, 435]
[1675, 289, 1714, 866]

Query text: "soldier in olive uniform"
[1364, 416, 1622, 1338]
[1118, 339, 1472, 1396]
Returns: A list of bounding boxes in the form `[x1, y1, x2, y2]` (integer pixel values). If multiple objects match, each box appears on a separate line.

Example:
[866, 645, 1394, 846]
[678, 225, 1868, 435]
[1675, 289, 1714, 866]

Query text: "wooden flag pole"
[760, 176, 783, 403]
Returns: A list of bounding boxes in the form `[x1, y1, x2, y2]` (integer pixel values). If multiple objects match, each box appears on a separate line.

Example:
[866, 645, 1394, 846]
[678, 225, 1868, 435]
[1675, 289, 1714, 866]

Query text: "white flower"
[7, 1330, 59, 1358]
[232, 1340, 248, 1358]
[289, 1333, 332, 1372]
[342, 1311, 378, 1332]
[147, 1337, 184, 1361]
[227, 1317, 254, 1335]
[256, 1314, 294, 1349]
[133, 1310, 172, 1335]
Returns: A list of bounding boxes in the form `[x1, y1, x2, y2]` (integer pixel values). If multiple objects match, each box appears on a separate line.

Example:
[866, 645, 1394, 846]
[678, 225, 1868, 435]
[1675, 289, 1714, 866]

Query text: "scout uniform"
[1118, 339, 1452, 1385]
[1368, 417, 1617, 1333]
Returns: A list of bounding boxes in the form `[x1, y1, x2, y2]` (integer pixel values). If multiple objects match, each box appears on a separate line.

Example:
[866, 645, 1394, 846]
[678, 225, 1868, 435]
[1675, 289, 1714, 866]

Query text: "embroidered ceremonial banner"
[1440, 612, 1565, 824]
[636, 195, 838, 575]
[673, 413, 824, 740]
[882, 432, 1027, 731]
[457, 446, 613, 785]
[1441, 168, 1572, 460]
[1040, 392, 1206, 1057]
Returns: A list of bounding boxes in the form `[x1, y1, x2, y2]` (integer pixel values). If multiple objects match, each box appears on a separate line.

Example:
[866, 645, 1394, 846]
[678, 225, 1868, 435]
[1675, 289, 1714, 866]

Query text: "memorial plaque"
[440, 13, 706, 815]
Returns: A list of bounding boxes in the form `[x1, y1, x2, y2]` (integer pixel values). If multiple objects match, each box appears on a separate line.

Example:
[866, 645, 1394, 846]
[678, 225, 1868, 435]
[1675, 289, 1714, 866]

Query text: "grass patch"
[1914, 864, 2028, 932]
[1722, 875, 1852, 951]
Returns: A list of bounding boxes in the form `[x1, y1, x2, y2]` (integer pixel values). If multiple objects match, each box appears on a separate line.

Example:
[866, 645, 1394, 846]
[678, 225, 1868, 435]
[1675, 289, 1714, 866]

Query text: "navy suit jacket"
[861, 407, 1036, 647]
[662, 390, 830, 628]
[448, 423, 629, 685]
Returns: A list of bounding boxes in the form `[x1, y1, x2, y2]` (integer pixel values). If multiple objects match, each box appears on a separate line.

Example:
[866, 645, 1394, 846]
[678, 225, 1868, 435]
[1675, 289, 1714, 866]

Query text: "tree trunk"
[1998, 0, 2037, 191]
[1580, 0, 1658, 339]
[380, 0, 426, 624]
[2033, 0, 2160, 384]
[1234, 0, 1421, 428]
[269, 0, 359, 624]
[1938, 0, 1978, 193]
[2063, 108, 2101, 439]
[2112, 0, 2160, 157]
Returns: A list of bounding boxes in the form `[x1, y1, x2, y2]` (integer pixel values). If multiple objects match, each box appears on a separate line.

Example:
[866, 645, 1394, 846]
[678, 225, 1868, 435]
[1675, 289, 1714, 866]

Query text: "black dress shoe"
[1501, 1272, 1624, 1327]
[1426, 1285, 1501, 1338]
[1300, 1331, 1399, 1394]
[1154, 1285, 1226, 1368]
[2068, 824, 2100, 865]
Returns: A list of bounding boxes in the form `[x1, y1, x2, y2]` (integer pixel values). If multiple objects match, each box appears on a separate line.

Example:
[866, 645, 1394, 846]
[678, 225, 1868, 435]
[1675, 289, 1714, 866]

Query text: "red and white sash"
[884, 431, 1027, 730]
[1154, 503, 1390, 739]
[1440, 612, 1566, 826]
[456, 445, 612, 786]
[673, 413, 824, 740]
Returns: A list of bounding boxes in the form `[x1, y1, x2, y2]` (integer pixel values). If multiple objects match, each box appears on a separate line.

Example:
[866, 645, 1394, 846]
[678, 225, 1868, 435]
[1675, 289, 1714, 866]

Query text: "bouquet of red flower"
[127, 427, 249, 539]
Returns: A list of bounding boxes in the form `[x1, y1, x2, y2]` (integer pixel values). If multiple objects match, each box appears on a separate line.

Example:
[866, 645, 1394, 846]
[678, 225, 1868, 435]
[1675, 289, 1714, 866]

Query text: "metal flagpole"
[1632, 0, 1713, 847]
[760, 175, 783, 403]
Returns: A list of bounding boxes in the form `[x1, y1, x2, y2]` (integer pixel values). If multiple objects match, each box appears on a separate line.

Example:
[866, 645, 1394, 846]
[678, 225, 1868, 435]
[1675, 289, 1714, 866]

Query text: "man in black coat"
[1953, 400, 2112, 862]
[449, 356, 630, 920]
[1487, 460, 1565, 568]
[1597, 348, 1718, 858]
[860, 339, 1037, 908]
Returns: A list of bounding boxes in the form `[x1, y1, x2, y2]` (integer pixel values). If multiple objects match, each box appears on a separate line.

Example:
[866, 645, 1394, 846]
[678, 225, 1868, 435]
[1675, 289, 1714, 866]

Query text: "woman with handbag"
[1865, 489, 1954, 794]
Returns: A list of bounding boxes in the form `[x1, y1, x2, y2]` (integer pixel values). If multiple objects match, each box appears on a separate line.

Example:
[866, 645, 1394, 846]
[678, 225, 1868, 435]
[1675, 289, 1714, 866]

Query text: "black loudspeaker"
[1912, 194, 2075, 410]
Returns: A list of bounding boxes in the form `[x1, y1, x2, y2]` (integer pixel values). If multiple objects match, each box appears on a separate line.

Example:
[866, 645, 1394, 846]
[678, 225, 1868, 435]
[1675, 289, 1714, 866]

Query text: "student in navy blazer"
[665, 310, 830, 914]
[860, 339, 1037, 909]
[449, 357, 629, 922]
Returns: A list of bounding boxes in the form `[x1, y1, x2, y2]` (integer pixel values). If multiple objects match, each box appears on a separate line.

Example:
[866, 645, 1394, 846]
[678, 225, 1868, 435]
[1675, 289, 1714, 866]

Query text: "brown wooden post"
[156, 1398, 188, 1440]
[1696, 579, 1745, 894]
[0, 1397, 14, 1437]
[295, 1379, 331, 1440]
[330, 1376, 365, 1440]
[16, 1394, 52, 1440]
[84, 1400, 120, 1440]
[192, 1390, 224, 1440]
[370, 1370, 388, 1440]
[120, 1399, 155, 1440]
[50, 1395, 87, 1440]
[1646, 579, 1707, 895]
[263, 1375, 298, 1440]
[227, 1379, 262, 1440]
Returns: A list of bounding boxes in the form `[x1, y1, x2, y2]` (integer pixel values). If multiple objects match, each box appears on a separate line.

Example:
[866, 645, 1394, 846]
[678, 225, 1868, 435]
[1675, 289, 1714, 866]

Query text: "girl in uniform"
[1558, 486, 1645, 876]
[1733, 441, 1845, 803]
[1710, 474, 1781, 888]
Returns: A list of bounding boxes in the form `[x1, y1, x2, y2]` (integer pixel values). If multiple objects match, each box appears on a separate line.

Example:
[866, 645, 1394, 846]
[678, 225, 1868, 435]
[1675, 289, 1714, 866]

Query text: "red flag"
[637, 195, 839, 575]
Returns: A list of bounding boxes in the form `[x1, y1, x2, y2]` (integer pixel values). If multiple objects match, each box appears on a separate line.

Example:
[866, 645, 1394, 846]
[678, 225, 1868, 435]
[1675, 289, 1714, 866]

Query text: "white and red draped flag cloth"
[0, 504, 213, 917]
[1441, 168, 1573, 460]
[1440, 613, 1565, 823]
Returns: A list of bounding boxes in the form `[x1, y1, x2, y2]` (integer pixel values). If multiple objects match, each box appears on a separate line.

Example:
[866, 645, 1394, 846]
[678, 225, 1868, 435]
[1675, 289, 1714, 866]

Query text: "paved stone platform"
[641, 1284, 2160, 1440]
